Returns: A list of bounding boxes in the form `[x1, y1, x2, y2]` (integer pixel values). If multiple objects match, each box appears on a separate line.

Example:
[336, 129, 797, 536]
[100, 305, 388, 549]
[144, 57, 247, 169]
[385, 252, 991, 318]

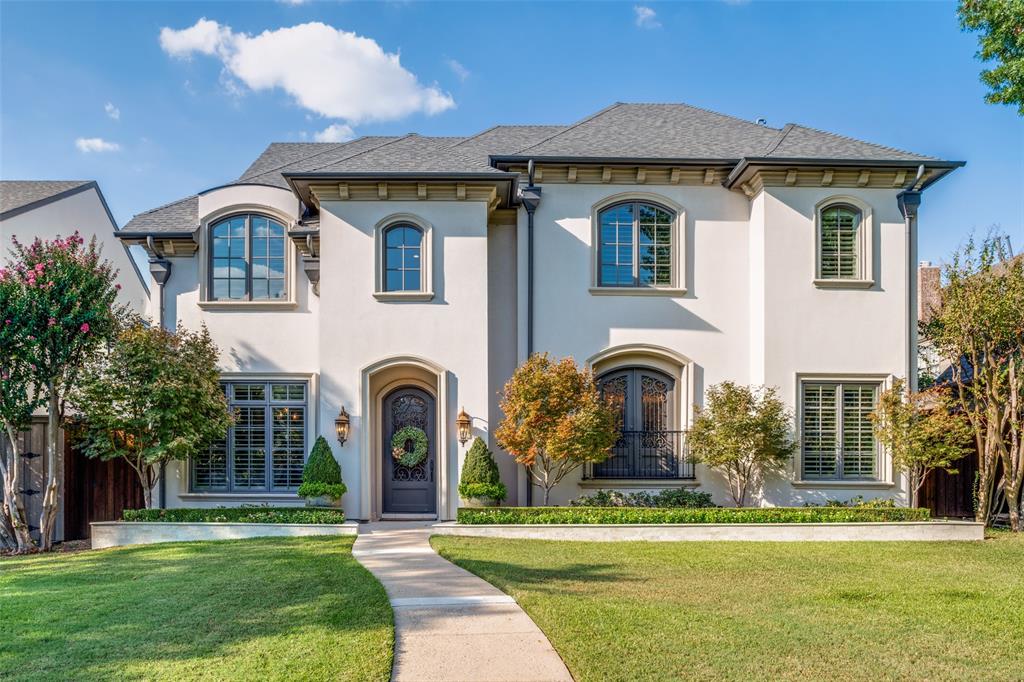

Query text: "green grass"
[431, 534, 1024, 681]
[0, 537, 393, 681]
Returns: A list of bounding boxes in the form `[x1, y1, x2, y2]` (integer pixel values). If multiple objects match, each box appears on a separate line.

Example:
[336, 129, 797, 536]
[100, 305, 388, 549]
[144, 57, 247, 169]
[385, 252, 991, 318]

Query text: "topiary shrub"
[297, 436, 347, 502]
[458, 437, 507, 503]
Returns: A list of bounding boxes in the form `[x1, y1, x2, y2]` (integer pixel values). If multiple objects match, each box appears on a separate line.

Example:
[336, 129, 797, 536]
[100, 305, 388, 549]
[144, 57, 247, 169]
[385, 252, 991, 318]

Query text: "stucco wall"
[0, 186, 149, 313]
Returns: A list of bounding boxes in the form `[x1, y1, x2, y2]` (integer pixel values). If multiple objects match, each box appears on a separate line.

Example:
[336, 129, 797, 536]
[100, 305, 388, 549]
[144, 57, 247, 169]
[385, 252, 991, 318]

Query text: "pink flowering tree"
[0, 233, 122, 550]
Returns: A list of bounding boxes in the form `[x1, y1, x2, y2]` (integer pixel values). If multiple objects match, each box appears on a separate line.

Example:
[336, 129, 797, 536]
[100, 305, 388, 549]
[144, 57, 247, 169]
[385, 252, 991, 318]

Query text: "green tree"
[0, 272, 45, 552]
[297, 436, 346, 502]
[2, 233, 122, 549]
[921, 233, 1024, 529]
[869, 378, 974, 508]
[959, 0, 1024, 114]
[73, 319, 232, 509]
[495, 354, 618, 506]
[688, 382, 797, 507]
[458, 437, 507, 502]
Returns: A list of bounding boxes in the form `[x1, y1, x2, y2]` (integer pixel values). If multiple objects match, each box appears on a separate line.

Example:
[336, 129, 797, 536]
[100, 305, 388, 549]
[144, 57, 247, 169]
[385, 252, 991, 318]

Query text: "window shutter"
[841, 385, 876, 478]
[272, 406, 306, 489]
[820, 206, 861, 279]
[801, 383, 838, 478]
[232, 406, 267, 489]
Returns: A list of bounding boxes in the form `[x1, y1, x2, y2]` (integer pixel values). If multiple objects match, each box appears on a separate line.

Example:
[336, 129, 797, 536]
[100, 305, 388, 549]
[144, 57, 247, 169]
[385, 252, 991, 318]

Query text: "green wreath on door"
[391, 426, 429, 468]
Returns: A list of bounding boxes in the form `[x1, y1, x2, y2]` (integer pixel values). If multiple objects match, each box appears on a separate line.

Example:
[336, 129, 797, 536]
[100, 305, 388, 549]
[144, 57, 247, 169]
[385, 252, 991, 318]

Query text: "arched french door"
[381, 386, 437, 514]
[595, 367, 683, 479]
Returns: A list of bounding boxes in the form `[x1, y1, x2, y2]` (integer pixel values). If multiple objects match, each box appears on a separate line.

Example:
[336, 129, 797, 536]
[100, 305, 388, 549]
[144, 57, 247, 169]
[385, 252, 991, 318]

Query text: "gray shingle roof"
[123, 102, 947, 234]
[0, 180, 94, 218]
[121, 194, 198, 234]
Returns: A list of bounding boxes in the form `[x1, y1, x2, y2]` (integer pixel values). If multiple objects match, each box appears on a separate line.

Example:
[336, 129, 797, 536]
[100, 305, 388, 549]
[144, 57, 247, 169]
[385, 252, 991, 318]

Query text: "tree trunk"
[542, 485, 550, 506]
[2, 423, 35, 552]
[37, 387, 60, 551]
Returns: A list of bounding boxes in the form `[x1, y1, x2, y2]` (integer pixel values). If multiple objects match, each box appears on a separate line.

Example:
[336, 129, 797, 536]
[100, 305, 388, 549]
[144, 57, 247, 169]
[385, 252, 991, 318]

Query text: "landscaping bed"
[431, 533, 1024, 681]
[0, 536, 393, 681]
[457, 506, 930, 525]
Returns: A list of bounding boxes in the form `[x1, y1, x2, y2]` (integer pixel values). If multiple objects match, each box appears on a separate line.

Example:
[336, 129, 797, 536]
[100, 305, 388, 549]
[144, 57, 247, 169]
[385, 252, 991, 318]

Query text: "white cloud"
[158, 19, 455, 125]
[314, 123, 355, 142]
[634, 5, 661, 29]
[104, 102, 120, 120]
[446, 58, 469, 82]
[75, 137, 121, 153]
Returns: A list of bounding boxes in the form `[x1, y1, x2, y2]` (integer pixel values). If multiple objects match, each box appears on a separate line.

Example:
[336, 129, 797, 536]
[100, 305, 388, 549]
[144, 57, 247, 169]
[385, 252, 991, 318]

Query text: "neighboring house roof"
[120, 194, 199, 234]
[0, 180, 96, 220]
[121, 101, 959, 236]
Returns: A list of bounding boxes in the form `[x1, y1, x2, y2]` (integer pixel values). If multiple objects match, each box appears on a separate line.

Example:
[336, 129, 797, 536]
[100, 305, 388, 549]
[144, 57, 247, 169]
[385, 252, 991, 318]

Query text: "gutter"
[724, 157, 966, 189]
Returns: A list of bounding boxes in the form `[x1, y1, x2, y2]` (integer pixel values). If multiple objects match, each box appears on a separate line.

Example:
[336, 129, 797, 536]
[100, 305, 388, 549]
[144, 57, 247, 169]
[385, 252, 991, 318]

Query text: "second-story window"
[819, 204, 863, 280]
[210, 214, 287, 301]
[598, 201, 674, 287]
[383, 224, 424, 292]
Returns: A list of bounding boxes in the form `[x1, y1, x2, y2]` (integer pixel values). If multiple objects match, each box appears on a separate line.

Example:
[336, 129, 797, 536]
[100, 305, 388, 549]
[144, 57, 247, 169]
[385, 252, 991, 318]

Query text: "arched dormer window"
[597, 201, 676, 289]
[815, 197, 873, 287]
[382, 224, 424, 292]
[209, 214, 287, 300]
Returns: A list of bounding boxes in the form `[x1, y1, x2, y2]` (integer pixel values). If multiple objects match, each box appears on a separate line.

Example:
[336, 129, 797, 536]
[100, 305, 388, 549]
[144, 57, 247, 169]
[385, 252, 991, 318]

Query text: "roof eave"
[489, 155, 739, 169]
[724, 157, 966, 190]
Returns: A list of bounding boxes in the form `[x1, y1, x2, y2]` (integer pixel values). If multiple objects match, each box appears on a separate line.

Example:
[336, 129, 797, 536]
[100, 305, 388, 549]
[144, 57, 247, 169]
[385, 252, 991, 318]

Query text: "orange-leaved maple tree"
[495, 353, 618, 505]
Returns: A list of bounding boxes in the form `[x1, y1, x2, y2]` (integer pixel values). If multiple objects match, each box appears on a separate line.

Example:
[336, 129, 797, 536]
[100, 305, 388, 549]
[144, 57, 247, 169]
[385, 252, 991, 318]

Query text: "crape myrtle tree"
[869, 378, 974, 508]
[72, 319, 233, 509]
[0, 233, 122, 550]
[495, 354, 618, 506]
[921, 233, 1024, 529]
[687, 382, 797, 507]
[0, 272, 45, 552]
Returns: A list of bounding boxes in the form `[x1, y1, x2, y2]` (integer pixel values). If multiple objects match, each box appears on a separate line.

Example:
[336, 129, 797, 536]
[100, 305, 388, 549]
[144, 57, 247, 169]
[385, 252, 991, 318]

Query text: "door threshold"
[379, 513, 438, 521]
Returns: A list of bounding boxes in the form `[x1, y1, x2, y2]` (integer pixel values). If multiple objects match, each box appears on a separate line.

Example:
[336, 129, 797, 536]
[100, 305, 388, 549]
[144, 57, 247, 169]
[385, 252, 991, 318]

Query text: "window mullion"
[245, 215, 253, 301]
[632, 204, 640, 286]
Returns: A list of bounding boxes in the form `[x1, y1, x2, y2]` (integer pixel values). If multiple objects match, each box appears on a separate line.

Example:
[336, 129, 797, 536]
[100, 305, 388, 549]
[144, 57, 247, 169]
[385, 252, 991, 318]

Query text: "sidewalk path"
[353, 522, 573, 682]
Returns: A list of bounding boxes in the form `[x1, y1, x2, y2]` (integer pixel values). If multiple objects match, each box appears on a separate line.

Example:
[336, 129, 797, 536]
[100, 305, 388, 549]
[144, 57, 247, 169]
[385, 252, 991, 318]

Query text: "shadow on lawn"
[1, 537, 393, 679]
[439, 556, 632, 594]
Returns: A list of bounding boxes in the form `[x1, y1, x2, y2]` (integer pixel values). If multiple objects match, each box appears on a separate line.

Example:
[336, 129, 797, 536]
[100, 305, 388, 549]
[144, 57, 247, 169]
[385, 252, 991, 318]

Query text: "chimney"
[918, 261, 941, 323]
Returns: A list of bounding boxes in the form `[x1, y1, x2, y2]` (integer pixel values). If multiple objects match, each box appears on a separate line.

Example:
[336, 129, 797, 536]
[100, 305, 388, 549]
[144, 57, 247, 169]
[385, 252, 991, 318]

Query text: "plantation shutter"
[820, 206, 861, 279]
[841, 385, 877, 478]
[232, 406, 267, 489]
[801, 383, 838, 478]
[801, 382, 878, 480]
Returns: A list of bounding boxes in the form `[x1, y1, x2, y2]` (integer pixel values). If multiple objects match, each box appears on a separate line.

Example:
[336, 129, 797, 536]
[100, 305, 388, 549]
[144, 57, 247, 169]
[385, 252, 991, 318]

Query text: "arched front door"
[382, 386, 437, 514]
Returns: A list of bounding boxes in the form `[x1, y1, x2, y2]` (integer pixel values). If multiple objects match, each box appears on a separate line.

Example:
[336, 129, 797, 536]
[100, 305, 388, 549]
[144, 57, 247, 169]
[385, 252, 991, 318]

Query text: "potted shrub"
[458, 437, 507, 507]
[298, 436, 347, 507]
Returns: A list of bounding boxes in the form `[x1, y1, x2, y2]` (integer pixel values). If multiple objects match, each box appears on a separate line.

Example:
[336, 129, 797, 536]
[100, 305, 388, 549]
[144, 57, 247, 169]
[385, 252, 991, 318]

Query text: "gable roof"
[0, 180, 96, 220]
[120, 194, 199, 235]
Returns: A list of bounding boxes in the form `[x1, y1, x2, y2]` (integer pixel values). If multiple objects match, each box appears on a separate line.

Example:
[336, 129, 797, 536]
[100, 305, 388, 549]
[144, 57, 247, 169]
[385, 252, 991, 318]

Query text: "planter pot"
[305, 495, 343, 508]
[461, 496, 499, 508]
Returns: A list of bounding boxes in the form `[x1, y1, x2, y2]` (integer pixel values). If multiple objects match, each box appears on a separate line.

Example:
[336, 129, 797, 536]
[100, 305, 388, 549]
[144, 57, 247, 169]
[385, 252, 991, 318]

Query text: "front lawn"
[0, 537, 393, 681]
[432, 533, 1024, 681]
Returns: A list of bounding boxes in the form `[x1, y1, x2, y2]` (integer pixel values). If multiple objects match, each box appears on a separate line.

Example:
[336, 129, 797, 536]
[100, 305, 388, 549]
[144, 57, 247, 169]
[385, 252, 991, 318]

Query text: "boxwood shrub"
[456, 506, 930, 525]
[123, 507, 346, 524]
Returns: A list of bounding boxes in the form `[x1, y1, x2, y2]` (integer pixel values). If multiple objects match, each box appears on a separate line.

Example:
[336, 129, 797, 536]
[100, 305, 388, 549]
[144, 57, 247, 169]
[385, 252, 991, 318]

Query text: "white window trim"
[813, 195, 874, 289]
[197, 204, 300, 309]
[373, 213, 435, 301]
[793, 373, 894, 486]
[589, 192, 687, 296]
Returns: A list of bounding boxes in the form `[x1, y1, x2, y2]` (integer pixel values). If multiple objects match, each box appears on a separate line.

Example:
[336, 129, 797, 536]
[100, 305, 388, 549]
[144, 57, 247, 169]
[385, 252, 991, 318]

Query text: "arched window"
[209, 214, 287, 300]
[594, 367, 684, 479]
[598, 201, 674, 287]
[383, 224, 424, 292]
[818, 204, 863, 280]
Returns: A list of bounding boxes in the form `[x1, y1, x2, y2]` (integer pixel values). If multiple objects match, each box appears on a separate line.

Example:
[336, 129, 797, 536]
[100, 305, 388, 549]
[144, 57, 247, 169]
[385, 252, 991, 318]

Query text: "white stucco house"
[116, 103, 962, 520]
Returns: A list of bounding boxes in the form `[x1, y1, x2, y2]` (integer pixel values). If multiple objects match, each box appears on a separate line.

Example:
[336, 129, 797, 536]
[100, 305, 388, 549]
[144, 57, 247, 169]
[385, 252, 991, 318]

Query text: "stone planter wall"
[91, 521, 359, 549]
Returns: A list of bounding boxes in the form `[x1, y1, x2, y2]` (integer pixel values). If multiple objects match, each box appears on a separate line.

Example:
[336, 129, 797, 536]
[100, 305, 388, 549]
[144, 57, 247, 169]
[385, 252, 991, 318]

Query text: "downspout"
[518, 160, 542, 506]
[897, 166, 924, 394]
[147, 238, 173, 509]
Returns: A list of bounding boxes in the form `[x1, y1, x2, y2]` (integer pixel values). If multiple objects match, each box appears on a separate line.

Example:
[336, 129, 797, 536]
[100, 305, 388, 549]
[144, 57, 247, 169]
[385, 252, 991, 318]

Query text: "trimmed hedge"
[458, 437, 507, 502]
[123, 507, 346, 524]
[457, 506, 931, 525]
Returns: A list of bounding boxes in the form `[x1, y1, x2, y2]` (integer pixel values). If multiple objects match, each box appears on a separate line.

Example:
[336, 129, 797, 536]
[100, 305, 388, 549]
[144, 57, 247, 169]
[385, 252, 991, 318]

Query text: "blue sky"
[1, 1, 1021, 265]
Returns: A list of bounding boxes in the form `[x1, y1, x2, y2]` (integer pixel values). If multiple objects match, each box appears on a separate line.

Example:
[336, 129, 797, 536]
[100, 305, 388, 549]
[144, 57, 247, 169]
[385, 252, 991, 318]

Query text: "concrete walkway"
[353, 522, 573, 682]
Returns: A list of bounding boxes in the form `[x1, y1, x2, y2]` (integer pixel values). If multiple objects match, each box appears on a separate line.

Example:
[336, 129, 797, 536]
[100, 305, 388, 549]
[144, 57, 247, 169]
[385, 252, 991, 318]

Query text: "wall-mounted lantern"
[456, 407, 471, 446]
[335, 406, 350, 446]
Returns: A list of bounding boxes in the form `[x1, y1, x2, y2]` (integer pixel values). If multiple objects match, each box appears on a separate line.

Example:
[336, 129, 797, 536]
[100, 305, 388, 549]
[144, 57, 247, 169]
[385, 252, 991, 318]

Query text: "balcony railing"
[586, 430, 694, 480]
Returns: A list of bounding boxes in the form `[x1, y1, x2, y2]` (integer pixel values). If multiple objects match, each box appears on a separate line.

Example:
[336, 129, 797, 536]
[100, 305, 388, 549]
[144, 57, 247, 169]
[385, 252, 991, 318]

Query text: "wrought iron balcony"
[586, 430, 694, 480]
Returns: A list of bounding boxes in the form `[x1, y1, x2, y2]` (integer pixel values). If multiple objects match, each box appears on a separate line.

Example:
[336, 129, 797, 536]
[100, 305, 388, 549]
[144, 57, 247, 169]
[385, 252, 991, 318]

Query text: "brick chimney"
[918, 261, 941, 323]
